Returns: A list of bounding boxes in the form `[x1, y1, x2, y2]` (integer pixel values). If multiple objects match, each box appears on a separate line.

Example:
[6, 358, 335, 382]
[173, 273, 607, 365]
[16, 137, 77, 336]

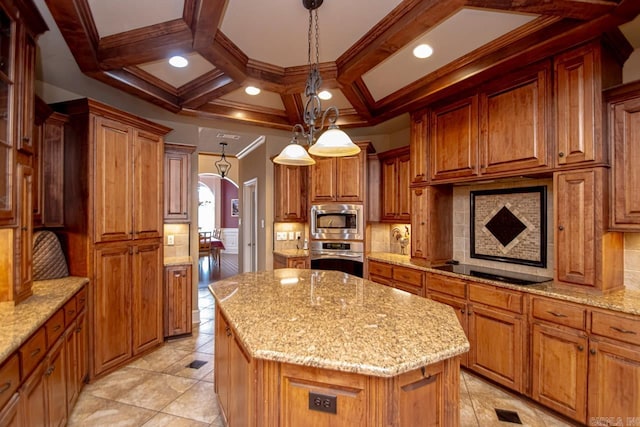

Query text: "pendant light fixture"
[273, 0, 360, 166]
[215, 142, 231, 179]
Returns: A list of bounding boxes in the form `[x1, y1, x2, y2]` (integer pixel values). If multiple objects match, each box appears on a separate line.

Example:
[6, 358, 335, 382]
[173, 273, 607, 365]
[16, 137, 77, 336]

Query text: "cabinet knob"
[558, 152, 565, 157]
[460, 308, 465, 314]
[590, 348, 596, 355]
[22, 136, 30, 142]
[558, 225, 564, 231]
[174, 273, 181, 278]
[577, 345, 584, 351]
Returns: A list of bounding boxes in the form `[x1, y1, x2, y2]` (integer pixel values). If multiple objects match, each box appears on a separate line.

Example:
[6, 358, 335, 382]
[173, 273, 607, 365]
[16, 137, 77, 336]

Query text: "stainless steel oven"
[310, 204, 363, 240]
[310, 241, 364, 278]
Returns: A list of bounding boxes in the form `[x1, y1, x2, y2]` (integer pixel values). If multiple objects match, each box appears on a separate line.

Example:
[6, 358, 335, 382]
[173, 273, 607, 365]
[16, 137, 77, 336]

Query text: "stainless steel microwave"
[310, 204, 363, 240]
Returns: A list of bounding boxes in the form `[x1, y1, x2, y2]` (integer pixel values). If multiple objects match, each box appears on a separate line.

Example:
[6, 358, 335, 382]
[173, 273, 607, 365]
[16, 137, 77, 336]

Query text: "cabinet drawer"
[46, 309, 65, 347]
[531, 297, 586, 330]
[19, 328, 46, 378]
[469, 283, 522, 313]
[369, 261, 392, 279]
[394, 281, 424, 297]
[64, 297, 78, 326]
[590, 310, 640, 346]
[426, 273, 466, 299]
[393, 266, 423, 285]
[0, 354, 20, 409]
[76, 286, 87, 312]
[369, 274, 393, 287]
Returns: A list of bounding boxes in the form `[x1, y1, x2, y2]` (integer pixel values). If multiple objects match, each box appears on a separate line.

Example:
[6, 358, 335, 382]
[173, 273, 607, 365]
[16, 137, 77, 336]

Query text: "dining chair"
[199, 232, 212, 264]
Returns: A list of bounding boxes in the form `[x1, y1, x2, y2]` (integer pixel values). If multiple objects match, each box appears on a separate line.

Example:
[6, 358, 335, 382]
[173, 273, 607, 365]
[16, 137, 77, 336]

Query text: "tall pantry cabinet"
[53, 99, 171, 379]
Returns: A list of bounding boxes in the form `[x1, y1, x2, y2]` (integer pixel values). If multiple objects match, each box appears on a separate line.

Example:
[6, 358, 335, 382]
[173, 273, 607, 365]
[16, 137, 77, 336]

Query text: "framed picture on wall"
[231, 199, 239, 217]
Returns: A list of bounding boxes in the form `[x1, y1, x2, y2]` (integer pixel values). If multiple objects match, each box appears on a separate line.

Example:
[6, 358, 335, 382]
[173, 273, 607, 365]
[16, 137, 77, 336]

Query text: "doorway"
[243, 178, 258, 272]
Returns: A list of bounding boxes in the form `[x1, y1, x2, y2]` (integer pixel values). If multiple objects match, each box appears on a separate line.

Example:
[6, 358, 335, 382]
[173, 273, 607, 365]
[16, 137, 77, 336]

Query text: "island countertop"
[209, 269, 469, 377]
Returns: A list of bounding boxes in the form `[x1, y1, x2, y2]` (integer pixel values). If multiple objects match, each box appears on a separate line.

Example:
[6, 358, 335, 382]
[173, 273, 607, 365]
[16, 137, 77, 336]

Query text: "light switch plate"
[276, 232, 287, 241]
[167, 235, 175, 246]
[295, 231, 302, 240]
[288, 232, 295, 240]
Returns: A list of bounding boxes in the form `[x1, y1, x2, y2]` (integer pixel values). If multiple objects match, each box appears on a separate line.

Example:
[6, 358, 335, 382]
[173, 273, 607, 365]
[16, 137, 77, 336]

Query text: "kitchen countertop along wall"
[0, 276, 88, 363]
[368, 252, 640, 316]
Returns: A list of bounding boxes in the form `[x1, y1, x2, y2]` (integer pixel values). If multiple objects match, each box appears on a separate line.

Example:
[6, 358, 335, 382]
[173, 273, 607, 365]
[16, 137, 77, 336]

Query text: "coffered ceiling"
[43, 0, 640, 132]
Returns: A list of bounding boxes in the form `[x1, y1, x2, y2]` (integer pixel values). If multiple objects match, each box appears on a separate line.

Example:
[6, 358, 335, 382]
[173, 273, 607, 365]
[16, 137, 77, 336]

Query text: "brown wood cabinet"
[273, 253, 309, 270]
[480, 61, 551, 176]
[429, 291, 469, 367]
[554, 167, 623, 291]
[164, 143, 195, 223]
[379, 147, 410, 222]
[430, 95, 479, 181]
[309, 142, 369, 204]
[606, 81, 640, 231]
[409, 109, 428, 185]
[54, 98, 170, 380]
[164, 264, 192, 338]
[39, 112, 67, 228]
[0, 394, 20, 427]
[410, 185, 452, 266]
[274, 163, 307, 222]
[15, 164, 33, 303]
[368, 260, 425, 297]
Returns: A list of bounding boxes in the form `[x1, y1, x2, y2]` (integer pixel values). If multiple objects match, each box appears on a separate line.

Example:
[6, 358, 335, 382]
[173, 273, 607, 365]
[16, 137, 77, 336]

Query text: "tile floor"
[68, 287, 578, 427]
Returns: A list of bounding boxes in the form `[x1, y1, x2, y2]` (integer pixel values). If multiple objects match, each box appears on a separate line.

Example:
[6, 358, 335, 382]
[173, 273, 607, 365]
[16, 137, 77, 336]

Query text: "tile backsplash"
[370, 222, 411, 255]
[625, 233, 640, 291]
[273, 222, 308, 251]
[163, 223, 190, 258]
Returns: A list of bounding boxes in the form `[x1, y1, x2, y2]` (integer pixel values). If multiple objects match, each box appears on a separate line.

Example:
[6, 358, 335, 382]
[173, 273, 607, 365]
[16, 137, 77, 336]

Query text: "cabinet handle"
[401, 374, 435, 392]
[0, 381, 11, 394]
[577, 345, 584, 351]
[610, 326, 637, 335]
[546, 310, 568, 318]
[225, 326, 232, 337]
[460, 308, 465, 314]
[590, 348, 596, 355]
[45, 365, 55, 377]
[53, 324, 61, 332]
[558, 152, 565, 157]
[30, 348, 41, 358]
[22, 136, 30, 142]
[174, 273, 181, 278]
[76, 327, 82, 333]
[68, 310, 75, 317]
[558, 225, 564, 231]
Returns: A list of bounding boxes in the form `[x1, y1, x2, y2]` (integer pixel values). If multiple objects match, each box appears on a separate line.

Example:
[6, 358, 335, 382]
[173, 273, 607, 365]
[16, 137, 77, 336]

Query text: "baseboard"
[192, 309, 200, 324]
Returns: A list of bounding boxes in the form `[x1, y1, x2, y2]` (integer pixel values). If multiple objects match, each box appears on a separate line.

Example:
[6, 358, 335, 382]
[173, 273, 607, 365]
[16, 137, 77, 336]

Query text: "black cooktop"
[432, 264, 552, 286]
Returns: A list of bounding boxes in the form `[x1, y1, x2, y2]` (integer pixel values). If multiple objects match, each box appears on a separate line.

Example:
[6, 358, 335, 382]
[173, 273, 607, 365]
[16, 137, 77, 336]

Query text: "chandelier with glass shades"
[273, 0, 360, 166]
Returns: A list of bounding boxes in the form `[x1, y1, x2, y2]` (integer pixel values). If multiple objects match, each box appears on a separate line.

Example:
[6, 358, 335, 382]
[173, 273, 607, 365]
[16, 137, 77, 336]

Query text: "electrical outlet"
[276, 232, 287, 241]
[288, 231, 295, 240]
[167, 235, 175, 246]
[295, 231, 302, 240]
[308, 392, 337, 414]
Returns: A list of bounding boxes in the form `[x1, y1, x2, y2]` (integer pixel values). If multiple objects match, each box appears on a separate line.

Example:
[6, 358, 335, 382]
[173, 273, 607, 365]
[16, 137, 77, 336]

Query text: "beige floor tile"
[460, 388, 479, 426]
[171, 332, 215, 353]
[163, 351, 215, 381]
[534, 407, 580, 426]
[200, 307, 215, 321]
[208, 417, 225, 427]
[142, 412, 210, 426]
[116, 372, 198, 411]
[161, 380, 220, 424]
[82, 366, 152, 401]
[196, 336, 215, 355]
[68, 393, 156, 426]
[127, 344, 192, 372]
[195, 320, 214, 335]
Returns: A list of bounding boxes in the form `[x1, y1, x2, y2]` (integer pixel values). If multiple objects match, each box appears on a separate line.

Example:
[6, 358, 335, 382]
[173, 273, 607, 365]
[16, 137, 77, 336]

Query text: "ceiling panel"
[88, 0, 184, 37]
[221, 88, 286, 110]
[137, 52, 216, 89]
[362, 8, 538, 101]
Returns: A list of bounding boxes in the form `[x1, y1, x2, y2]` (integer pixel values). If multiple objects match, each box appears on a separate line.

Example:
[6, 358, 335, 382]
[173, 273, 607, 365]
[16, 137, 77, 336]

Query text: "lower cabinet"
[273, 253, 309, 270]
[0, 394, 21, 426]
[368, 260, 425, 297]
[429, 292, 469, 367]
[164, 264, 193, 338]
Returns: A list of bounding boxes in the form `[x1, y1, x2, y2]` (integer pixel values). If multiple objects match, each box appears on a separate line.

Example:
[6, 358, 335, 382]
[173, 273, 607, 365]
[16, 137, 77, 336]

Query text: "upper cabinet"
[164, 143, 195, 223]
[409, 109, 428, 185]
[554, 40, 622, 168]
[605, 81, 640, 231]
[480, 61, 551, 176]
[379, 146, 410, 222]
[274, 162, 307, 222]
[309, 142, 370, 204]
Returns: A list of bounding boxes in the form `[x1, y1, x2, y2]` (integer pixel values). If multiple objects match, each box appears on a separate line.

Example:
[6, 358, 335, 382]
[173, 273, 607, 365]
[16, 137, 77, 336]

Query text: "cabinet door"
[229, 334, 252, 427]
[409, 109, 428, 184]
[397, 154, 411, 221]
[480, 63, 550, 175]
[310, 157, 336, 202]
[15, 163, 33, 303]
[611, 96, 640, 230]
[93, 244, 132, 376]
[17, 29, 36, 154]
[430, 95, 479, 181]
[164, 265, 192, 338]
[468, 304, 523, 392]
[94, 117, 132, 242]
[555, 43, 599, 166]
[288, 257, 309, 269]
[133, 130, 163, 240]
[396, 362, 446, 427]
[19, 362, 47, 427]
[429, 292, 469, 367]
[274, 163, 307, 222]
[0, 8, 14, 223]
[410, 186, 452, 265]
[42, 114, 66, 227]
[132, 241, 163, 355]
[380, 157, 398, 219]
[0, 394, 21, 427]
[531, 323, 588, 423]
[45, 337, 67, 427]
[588, 340, 640, 422]
[336, 153, 363, 202]
[411, 187, 427, 259]
[75, 311, 88, 389]
[64, 320, 79, 412]
[215, 310, 231, 419]
[555, 169, 595, 286]
[164, 149, 190, 222]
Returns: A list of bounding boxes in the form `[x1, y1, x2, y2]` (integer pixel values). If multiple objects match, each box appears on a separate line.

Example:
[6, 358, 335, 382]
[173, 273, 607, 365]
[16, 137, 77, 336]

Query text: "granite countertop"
[368, 252, 640, 316]
[209, 269, 469, 377]
[273, 249, 309, 258]
[164, 256, 193, 266]
[0, 276, 89, 363]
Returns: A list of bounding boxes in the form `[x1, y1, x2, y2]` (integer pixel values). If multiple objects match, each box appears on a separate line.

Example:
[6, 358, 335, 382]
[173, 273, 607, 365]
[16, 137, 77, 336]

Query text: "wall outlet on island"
[167, 235, 175, 246]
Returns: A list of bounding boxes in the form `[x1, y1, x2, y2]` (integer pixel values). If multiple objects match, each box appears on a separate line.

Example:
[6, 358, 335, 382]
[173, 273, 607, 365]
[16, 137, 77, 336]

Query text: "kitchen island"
[209, 269, 469, 427]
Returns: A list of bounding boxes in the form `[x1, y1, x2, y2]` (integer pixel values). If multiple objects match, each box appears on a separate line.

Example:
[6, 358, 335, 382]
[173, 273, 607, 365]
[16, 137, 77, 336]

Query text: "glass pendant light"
[215, 142, 232, 178]
[274, 133, 315, 165]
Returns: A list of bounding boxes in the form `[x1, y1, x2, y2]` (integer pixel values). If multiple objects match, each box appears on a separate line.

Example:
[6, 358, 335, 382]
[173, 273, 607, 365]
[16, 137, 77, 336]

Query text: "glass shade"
[273, 142, 316, 166]
[308, 125, 360, 157]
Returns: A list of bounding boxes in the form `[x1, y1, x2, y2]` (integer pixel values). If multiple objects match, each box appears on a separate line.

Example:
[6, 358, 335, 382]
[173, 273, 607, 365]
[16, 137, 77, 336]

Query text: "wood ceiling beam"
[341, 80, 374, 120]
[44, 0, 101, 72]
[98, 20, 193, 70]
[183, 102, 293, 131]
[281, 94, 304, 125]
[197, 31, 249, 83]
[189, 0, 228, 48]
[179, 71, 239, 109]
[336, 0, 466, 84]
[464, 0, 619, 20]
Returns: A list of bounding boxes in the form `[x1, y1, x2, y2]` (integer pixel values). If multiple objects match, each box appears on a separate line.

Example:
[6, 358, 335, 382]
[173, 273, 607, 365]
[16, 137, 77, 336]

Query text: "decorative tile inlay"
[484, 206, 527, 247]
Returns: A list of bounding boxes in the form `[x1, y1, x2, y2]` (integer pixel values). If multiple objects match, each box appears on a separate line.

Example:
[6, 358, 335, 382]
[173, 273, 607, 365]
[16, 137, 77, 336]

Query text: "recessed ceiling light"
[245, 86, 261, 96]
[413, 44, 433, 59]
[169, 55, 188, 68]
[318, 90, 332, 100]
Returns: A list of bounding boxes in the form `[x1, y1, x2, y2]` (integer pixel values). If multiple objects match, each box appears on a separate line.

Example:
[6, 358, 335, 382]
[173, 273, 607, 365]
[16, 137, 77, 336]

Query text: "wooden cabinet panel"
[14, 163, 34, 303]
[380, 147, 410, 222]
[0, 355, 19, 410]
[45, 337, 67, 427]
[381, 156, 397, 219]
[164, 143, 194, 223]
[396, 361, 449, 426]
[19, 327, 46, 380]
[531, 297, 585, 330]
[131, 242, 163, 355]
[133, 131, 163, 240]
[309, 157, 336, 203]
[0, 393, 21, 427]
[214, 309, 231, 418]
[430, 95, 479, 181]
[468, 283, 523, 313]
[41, 113, 67, 227]
[17, 30, 36, 154]
[93, 244, 132, 376]
[468, 304, 523, 392]
[426, 273, 466, 299]
[65, 320, 79, 411]
[368, 260, 392, 278]
[274, 163, 307, 222]
[75, 311, 88, 391]
[94, 117, 132, 243]
[531, 323, 588, 423]
[588, 340, 640, 422]
[409, 109, 428, 184]
[164, 264, 192, 338]
[480, 62, 550, 175]
[590, 310, 640, 347]
[410, 186, 452, 266]
[336, 153, 364, 202]
[429, 292, 469, 367]
[45, 309, 65, 347]
[19, 362, 46, 427]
